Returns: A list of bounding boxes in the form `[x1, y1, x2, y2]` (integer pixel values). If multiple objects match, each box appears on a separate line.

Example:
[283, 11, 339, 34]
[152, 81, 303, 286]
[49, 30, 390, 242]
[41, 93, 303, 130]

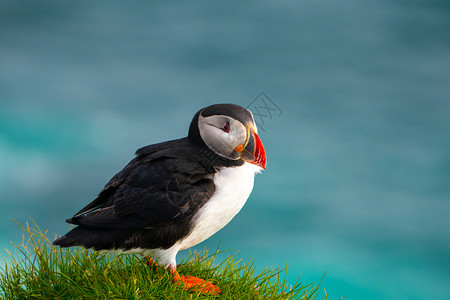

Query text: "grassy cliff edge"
[1, 221, 326, 299]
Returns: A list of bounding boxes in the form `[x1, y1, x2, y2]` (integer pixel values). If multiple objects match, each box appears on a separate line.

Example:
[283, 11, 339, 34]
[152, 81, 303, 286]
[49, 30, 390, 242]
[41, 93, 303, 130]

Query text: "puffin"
[53, 103, 266, 294]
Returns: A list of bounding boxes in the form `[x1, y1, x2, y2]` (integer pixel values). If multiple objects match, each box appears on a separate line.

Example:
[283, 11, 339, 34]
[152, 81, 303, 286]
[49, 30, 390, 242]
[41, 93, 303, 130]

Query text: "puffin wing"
[67, 138, 215, 230]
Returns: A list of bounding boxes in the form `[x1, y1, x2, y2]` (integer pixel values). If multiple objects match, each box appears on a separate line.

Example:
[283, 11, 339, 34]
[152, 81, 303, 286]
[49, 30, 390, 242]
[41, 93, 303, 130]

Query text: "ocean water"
[1, 1, 449, 299]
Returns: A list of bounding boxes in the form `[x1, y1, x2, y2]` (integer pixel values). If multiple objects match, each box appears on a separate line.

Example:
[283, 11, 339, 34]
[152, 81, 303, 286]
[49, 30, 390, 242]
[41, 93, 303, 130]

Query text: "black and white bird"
[53, 103, 266, 294]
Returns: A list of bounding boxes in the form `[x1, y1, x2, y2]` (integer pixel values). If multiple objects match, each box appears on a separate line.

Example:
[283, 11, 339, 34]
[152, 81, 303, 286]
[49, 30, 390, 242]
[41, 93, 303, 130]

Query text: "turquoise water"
[1, 1, 449, 299]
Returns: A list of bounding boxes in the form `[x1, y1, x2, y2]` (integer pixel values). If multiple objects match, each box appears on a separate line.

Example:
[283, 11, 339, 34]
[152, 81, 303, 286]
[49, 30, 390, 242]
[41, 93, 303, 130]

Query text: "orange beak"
[234, 124, 267, 169]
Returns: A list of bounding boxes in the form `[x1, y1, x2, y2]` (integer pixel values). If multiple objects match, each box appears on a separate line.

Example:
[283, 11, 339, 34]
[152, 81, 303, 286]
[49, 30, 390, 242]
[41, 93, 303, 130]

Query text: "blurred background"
[1, 0, 449, 299]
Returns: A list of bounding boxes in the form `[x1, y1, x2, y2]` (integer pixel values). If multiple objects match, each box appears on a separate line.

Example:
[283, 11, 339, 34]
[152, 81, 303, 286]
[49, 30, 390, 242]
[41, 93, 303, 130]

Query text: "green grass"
[1, 221, 326, 299]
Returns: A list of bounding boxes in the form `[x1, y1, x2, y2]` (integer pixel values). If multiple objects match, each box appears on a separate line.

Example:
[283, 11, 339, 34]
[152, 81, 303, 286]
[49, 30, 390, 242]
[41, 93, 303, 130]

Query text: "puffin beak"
[235, 124, 267, 169]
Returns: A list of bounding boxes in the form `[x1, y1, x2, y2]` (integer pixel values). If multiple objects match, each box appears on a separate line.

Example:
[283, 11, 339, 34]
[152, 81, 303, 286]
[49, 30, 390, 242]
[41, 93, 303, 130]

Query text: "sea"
[1, 1, 449, 299]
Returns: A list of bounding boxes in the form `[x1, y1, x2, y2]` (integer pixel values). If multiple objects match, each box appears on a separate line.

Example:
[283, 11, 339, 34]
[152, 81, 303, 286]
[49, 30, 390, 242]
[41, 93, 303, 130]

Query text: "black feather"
[54, 137, 233, 250]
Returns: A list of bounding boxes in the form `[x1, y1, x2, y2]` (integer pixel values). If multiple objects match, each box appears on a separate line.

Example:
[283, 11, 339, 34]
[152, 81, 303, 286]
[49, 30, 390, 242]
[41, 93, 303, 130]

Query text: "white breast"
[177, 162, 262, 250]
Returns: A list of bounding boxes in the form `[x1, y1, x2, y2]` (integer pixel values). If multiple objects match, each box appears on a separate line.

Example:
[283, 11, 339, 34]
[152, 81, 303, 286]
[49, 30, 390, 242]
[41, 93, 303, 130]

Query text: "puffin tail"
[53, 228, 84, 248]
[53, 235, 75, 247]
[52, 226, 130, 250]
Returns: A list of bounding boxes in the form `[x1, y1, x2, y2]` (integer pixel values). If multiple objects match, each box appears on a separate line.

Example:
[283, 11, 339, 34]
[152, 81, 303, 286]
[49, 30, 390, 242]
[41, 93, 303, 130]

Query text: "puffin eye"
[221, 122, 231, 133]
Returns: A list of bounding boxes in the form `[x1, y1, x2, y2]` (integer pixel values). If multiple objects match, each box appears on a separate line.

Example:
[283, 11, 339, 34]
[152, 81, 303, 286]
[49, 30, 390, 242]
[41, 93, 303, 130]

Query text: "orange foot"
[145, 256, 157, 267]
[178, 275, 221, 295]
[144, 256, 221, 295]
[171, 267, 221, 295]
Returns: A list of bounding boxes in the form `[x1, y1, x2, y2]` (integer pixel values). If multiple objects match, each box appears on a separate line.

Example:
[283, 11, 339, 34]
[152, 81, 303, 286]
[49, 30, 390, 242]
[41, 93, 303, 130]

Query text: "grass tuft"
[1, 221, 326, 299]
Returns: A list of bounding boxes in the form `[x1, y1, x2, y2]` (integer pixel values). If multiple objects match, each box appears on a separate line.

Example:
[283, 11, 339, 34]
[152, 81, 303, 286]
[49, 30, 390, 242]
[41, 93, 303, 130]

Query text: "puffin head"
[189, 103, 266, 169]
